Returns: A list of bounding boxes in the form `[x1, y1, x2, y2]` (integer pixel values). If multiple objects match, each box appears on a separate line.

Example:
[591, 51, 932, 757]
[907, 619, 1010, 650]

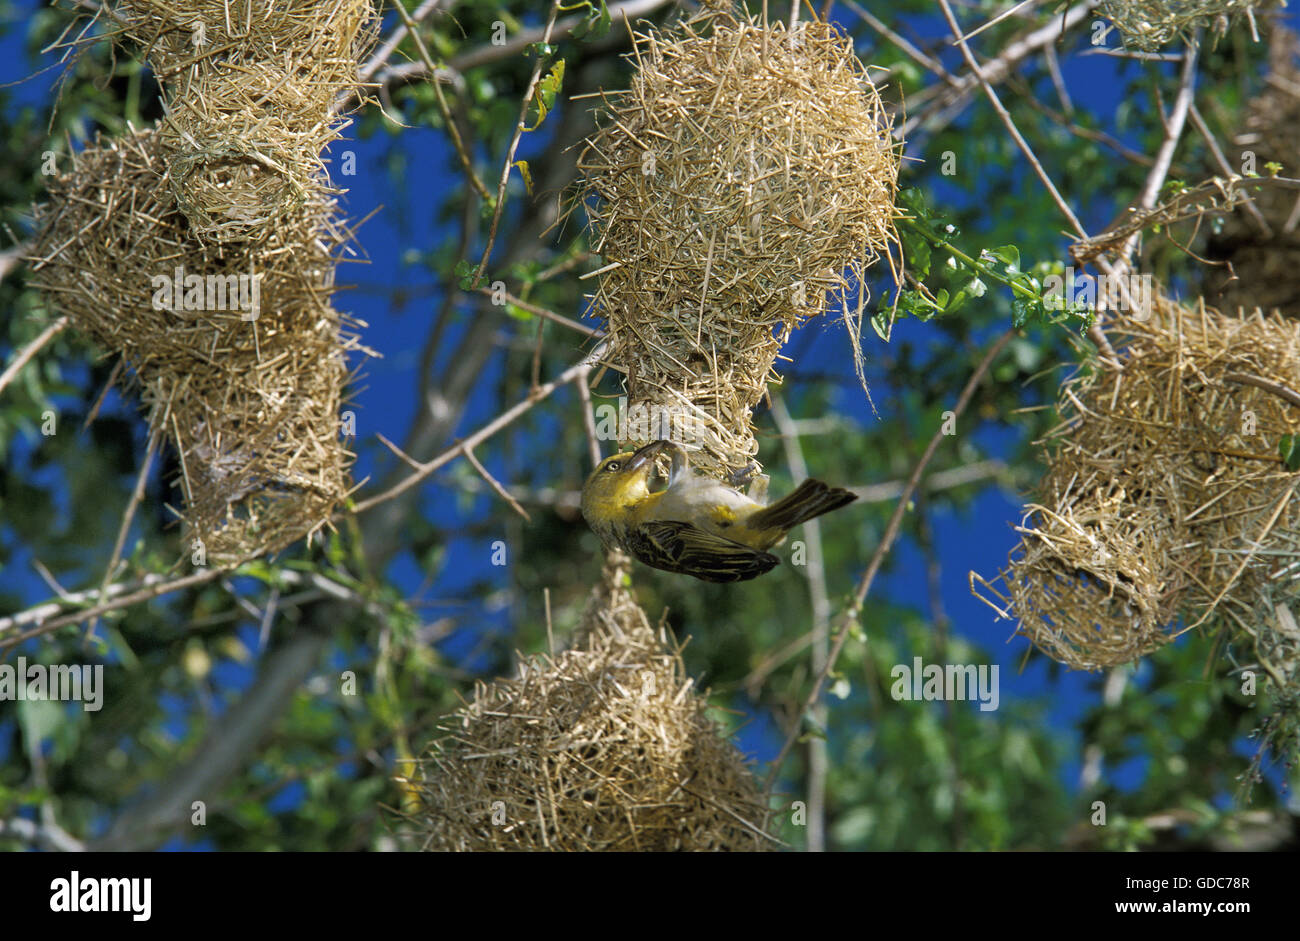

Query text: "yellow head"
[580, 441, 675, 547]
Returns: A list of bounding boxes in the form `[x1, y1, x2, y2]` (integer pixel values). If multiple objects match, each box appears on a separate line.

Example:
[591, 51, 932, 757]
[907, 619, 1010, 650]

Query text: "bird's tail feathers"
[748, 479, 857, 532]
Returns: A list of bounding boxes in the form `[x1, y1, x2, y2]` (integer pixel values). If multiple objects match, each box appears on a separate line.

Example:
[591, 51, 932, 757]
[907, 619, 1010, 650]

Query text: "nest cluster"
[409, 562, 773, 851]
[1207, 26, 1300, 316]
[28, 0, 375, 564]
[1099, 0, 1281, 50]
[976, 295, 1300, 671]
[578, 3, 898, 478]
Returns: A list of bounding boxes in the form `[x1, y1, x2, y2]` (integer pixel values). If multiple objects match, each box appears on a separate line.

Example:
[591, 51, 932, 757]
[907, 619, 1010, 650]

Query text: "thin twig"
[393, 0, 492, 201]
[82, 359, 124, 432]
[0, 316, 68, 398]
[1080, 48, 1184, 62]
[1043, 43, 1071, 114]
[575, 365, 604, 469]
[1224, 372, 1300, 410]
[350, 340, 610, 516]
[0, 816, 85, 852]
[257, 588, 279, 652]
[771, 394, 830, 852]
[938, 0, 1086, 238]
[0, 242, 32, 282]
[358, 0, 448, 83]
[477, 286, 603, 338]
[902, 0, 1101, 139]
[529, 315, 546, 392]
[937, 0, 1117, 365]
[1189, 103, 1270, 237]
[1009, 76, 1152, 166]
[376, 432, 425, 470]
[0, 568, 224, 654]
[845, 0, 958, 86]
[87, 423, 163, 644]
[950, 0, 1037, 45]
[917, 493, 966, 848]
[1074, 38, 1199, 348]
[763, 329, 1015, 796]
[472, 0, 565, 288]
[544, 586, 554, 655]
[366, 0, 673, 96]
[1120, 36, 1200, 262]
[464, 444, 531, 521]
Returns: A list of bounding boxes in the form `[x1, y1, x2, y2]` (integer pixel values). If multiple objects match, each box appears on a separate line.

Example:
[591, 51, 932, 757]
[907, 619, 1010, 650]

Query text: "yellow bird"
[580, 440, 858, 582]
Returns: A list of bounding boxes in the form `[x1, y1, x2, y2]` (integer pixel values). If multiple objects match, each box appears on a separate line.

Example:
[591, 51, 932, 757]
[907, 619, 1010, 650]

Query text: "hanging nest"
[974, 295, 1300, 670]
[1098, 0, 1280, 50]
[1205, 26, 1300, 316]
[29, 128, 360, 564]
[27, 0, 375, 565]
[576, 2, 899, 478]
[994, 484, 1188, 670]
[407, 562, 774, 851]
[116, 0, 375, 244]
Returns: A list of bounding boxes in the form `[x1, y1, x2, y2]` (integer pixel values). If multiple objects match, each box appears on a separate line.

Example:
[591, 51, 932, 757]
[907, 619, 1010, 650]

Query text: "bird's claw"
[728, 460, 760, 488]
[728, 461, 769, 501]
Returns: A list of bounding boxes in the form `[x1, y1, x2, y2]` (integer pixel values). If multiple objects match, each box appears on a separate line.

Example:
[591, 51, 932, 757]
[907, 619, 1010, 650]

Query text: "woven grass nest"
[118, 0, 375, 245]
[1206, 26, 1300, 316]
[26, 0, 374, 564]
[1099, 0, 1281, 50]
[974, 294, 1300, 671]
[577, 2, 899, 478]
[409, 562, 773, 851]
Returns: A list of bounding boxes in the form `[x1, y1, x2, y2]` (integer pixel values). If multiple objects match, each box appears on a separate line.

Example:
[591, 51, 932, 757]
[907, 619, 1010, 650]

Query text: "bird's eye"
[605, 461, 622, 472]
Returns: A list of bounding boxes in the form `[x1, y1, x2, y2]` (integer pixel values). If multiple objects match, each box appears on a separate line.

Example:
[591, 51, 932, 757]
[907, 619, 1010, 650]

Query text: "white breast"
[652, 473, 761, 523]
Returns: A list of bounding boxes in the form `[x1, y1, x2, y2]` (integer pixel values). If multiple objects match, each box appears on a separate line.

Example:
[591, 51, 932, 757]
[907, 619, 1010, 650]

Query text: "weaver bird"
[580, 440, 858, 582]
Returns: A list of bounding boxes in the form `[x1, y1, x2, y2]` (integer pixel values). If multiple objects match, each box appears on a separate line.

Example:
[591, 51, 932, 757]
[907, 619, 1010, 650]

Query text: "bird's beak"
[625, 440, 671, 472]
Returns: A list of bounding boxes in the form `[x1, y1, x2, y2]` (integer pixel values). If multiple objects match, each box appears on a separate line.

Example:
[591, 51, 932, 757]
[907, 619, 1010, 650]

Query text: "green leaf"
[890, 289, 940, 320]
[1011, 296, 1035, 329]
[513, 159, 533, 195]
[1281, 434, 1300, 471]
[454, 258, 476, 290]
[526, 60, 565, 130]
[1158, 178, 1187, 200]
[871, 308, 893, 340]
[569, 1, 610, 40]
[946, 276, 987, 313]
[237, 558, 277, 585]
[985, 245, 1020, 273]
[900, 223, 933, 279]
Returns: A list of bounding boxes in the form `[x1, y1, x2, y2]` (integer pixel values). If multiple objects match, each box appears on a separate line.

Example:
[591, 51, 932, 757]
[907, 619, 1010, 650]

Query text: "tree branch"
[0, 316, 68, 399]
[350, 340, 610, 516]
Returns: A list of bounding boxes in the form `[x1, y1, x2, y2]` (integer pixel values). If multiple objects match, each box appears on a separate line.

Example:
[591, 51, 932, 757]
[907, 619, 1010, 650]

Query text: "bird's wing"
[625, 520, 780, 583]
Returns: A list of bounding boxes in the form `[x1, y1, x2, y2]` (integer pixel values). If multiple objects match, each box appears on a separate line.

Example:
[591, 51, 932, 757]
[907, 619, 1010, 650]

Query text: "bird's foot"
[727, 460, 760, 488]
[728, 461, 768, 501]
